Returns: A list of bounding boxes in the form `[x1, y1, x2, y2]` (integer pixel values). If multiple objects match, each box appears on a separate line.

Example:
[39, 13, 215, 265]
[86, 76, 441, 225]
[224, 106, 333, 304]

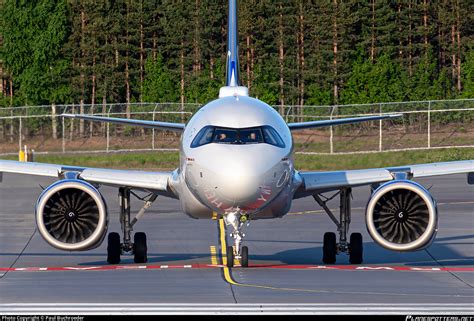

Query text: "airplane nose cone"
[189, 144, 288, 212]
[217, 165, 260, 202]
[208, 148, 276, 204]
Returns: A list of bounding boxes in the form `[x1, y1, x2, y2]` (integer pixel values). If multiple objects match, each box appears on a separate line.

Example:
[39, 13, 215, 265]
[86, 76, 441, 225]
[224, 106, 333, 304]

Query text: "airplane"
[1, 0, 473, 268]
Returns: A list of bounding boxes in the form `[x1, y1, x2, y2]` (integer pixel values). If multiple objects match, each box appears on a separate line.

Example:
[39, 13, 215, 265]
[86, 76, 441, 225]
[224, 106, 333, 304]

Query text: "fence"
[0, 99, 473, 156]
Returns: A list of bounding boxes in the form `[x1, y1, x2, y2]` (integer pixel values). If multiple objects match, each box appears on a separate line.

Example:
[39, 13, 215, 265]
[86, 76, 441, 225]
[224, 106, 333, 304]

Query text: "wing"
[61, 114, 185, 133]
[287, 114, 401, 131]
[0, 160, 178, 198]
[295, 160, 474, 198]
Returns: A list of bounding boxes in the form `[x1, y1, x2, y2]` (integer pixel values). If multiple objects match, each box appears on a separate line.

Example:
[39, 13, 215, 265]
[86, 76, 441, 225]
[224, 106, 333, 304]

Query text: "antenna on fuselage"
[220, 0, 248, 98]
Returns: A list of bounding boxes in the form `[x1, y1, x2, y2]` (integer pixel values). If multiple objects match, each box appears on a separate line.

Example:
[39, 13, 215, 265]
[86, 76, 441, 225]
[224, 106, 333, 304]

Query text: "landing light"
[240, 215, 249, 223]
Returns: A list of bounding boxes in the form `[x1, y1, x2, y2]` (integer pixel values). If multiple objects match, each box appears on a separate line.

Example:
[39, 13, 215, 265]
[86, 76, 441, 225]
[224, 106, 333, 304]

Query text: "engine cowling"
[366, 180, 438, 251]
[36, 179, 108, 251]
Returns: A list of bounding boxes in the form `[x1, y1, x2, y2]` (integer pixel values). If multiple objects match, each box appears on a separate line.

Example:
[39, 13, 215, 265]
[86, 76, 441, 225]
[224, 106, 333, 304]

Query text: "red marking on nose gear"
[0, 264, 473, 273]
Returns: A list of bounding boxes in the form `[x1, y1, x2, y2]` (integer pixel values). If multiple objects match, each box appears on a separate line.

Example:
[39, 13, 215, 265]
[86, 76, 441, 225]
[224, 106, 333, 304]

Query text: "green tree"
[142, 55, 178, 103]
[459, 49, 474, 98]
[341, 53, 406, 104]
[0, 0, 69, 105]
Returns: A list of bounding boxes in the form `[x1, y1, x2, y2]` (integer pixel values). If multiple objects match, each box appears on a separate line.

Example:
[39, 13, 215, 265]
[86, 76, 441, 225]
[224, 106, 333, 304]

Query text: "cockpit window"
[239, 128, 263, 143]
[190, 126, 214, 147]
[262, 126, 285, 148]
[213, 128, 238, 143]
[191, 126, 285, 148]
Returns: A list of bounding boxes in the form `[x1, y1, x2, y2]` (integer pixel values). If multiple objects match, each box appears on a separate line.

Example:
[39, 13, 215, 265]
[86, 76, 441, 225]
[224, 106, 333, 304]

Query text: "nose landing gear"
[224, 211, 249, 267]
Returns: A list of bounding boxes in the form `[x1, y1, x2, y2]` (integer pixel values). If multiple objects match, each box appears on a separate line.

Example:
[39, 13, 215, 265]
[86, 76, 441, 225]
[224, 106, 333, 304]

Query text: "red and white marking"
[0, 264, 473, 273]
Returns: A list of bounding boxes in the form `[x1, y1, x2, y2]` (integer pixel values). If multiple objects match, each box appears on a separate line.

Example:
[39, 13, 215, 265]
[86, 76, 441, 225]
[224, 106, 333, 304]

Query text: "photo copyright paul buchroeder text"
[2, 317, 84, 321]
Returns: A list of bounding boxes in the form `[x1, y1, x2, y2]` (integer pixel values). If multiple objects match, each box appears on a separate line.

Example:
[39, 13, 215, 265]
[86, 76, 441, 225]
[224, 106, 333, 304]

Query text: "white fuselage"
[170, 95, 300, 220]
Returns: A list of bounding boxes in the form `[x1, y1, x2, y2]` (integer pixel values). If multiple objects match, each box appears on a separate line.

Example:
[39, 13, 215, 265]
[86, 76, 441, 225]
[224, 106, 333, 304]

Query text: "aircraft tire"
[133, 232, 148, 263]
[241, 246, 249, 267]
[349, 232, 363, 264]
[226, 246, 234, 267]
[322, 232, 337, 264]
[107, 232, 121, 264]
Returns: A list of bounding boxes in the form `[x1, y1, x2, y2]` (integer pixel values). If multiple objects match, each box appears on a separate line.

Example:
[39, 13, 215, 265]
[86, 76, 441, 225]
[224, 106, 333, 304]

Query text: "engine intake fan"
[36, 179, 108, 251]
[366, 180, 438, 251]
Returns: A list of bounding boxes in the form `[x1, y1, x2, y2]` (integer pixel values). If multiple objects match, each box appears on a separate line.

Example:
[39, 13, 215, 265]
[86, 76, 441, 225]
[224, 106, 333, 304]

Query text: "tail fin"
[220, 0, 248, 98]
[226, 0, 240, 87]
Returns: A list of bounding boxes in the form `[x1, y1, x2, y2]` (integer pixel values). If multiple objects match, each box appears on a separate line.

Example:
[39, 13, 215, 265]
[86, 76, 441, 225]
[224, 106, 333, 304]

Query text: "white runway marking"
[1, 303, 473, 315]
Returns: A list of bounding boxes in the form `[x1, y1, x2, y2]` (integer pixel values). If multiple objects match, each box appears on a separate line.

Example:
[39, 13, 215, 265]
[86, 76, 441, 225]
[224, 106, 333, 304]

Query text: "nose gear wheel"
[224, 210, 250, 268]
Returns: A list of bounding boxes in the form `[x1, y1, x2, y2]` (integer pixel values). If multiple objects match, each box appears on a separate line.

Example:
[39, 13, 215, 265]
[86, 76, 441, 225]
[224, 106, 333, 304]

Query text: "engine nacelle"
[36, 179, 108, 251]
[366, 180, 438, 251]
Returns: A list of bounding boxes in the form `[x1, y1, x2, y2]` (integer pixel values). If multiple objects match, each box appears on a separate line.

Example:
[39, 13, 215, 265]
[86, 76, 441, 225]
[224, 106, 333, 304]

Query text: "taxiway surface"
[0, 172, 472, 313]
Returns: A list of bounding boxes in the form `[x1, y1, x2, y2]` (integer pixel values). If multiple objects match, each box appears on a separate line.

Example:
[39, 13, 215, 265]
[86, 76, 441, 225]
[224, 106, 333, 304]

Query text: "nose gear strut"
[223, 210, 250, 267]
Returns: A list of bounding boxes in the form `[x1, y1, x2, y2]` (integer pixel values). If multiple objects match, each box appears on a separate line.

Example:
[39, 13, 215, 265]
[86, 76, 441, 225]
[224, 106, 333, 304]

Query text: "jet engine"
[366, 180, 438, 251]
[35, 179, 108, 251]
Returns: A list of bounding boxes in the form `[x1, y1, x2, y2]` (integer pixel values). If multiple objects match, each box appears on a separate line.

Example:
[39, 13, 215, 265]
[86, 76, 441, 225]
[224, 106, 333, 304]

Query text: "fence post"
[10, 109, 14, 143]
[18, 117, 22, 152]
[106, 120, 110, 153]
[427, 101, 431, 148]
[379, 103, 383, 152]
[79, 99, 84, 137]
[52, 103, 58, 139]
[285, 105, 292, 123]
[106, 105, 112, 153]
[62, 114, 66, 153]
[69, 104, 75, 141]
[152, 104, 158, 150]
[330, 106, 335, 154]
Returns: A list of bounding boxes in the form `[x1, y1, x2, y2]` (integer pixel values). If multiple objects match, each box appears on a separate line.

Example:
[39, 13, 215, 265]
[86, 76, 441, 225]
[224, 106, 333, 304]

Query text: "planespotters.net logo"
[406, 317, 474, 321]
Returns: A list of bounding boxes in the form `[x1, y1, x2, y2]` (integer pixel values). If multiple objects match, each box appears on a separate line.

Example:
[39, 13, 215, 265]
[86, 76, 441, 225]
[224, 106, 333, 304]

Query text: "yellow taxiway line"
[218, 219, 239, 284]
[215, 218, 336, 293]
[209, 246, 218, 265]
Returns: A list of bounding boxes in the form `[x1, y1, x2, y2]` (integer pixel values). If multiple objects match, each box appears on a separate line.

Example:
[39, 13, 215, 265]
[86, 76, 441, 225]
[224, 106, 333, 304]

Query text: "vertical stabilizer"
[226, 0, 240, 87]
[220, 0, 248, 97]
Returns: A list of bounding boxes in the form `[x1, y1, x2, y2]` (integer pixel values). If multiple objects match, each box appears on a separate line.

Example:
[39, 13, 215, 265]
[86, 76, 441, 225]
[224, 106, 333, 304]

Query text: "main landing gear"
[224, 211, 250, 268]
[107, 187, 157, 264]
[313, 187, 363, 264]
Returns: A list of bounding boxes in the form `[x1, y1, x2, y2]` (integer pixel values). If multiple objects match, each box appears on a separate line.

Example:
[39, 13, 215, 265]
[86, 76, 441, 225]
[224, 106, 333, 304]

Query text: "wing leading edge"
[61, 114, 185, 133]
[295, 160, 474, 198]
[64, 111, 398, 133]
[0, 160, 177, 198]
[287, 114, 401, 131]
